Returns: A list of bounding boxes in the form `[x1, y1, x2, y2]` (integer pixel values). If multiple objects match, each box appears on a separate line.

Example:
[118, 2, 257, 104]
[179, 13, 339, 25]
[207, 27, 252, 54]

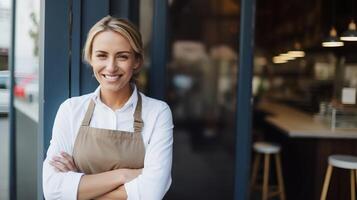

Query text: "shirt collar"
[92, 84, 138, 113]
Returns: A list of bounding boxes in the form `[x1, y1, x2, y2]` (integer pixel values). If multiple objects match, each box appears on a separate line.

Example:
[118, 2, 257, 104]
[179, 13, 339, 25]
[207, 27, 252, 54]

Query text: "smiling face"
[89, 30, 140, 94]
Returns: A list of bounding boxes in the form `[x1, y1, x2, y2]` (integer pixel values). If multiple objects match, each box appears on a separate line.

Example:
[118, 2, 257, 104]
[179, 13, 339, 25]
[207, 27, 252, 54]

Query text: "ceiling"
[255, 0, 357, 54]
[169, 0, 357, 54]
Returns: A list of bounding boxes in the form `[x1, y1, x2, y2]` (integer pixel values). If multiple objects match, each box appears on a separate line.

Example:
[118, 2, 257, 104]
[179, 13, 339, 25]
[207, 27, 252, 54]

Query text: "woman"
[43, 16, 173, 200]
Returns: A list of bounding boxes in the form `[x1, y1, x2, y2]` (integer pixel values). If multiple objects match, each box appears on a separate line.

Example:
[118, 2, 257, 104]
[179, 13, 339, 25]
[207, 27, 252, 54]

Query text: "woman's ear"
[133, 66, 141, 74]
[133, 58, 142, 74]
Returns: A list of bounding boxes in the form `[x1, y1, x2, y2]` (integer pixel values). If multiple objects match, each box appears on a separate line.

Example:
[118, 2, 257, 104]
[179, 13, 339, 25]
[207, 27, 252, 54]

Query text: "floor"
[0, 116, 9, 200]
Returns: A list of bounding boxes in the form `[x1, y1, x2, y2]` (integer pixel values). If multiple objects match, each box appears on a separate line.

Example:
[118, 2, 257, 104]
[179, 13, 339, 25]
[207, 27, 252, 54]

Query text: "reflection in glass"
[138, 0, 153, 93]
[13, 0, 40, 199]
[165, 1, 239, 199]
[0, 0, 11, 200]
[14, 0, 40, 121]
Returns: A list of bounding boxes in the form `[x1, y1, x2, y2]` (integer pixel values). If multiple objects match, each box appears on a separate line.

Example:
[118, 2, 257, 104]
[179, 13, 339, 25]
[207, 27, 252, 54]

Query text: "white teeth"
[103, 74, 120, 81]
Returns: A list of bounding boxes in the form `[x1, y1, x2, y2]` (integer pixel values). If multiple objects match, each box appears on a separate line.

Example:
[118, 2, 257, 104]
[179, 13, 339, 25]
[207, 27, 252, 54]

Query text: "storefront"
[5, 0, 357, 199]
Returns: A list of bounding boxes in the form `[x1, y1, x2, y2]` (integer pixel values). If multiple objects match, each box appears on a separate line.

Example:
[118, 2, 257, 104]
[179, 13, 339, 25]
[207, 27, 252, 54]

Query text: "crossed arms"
[50, 152, 140, 200]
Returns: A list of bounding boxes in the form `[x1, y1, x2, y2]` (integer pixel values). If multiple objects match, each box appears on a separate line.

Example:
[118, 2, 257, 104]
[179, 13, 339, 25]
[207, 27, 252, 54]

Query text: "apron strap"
[81, 99, 96, 126]
[134, 91, 144, 133]
[82, 92, 143, 131]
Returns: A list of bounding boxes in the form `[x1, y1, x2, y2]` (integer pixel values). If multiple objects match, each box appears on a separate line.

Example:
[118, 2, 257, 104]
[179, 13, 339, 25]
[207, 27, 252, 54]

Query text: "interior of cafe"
[251, 0, 357, 199]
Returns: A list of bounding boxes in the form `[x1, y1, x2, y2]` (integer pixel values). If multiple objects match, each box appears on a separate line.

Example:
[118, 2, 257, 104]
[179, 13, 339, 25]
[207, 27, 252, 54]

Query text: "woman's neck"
[100, 84, 133, 111]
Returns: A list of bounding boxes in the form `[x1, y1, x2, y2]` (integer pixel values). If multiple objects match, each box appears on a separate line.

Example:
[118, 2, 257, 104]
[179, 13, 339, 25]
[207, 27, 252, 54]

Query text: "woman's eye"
[96, 54, 106, 59]
[117, 55, 129, 60]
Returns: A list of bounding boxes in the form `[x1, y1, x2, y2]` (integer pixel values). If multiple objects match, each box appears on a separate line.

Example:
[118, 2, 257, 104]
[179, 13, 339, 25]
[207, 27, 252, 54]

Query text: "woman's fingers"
[49, 160, 70, 172]
[60, 152, 78, 171]
[50, 152, 78, 172]
[119, 168, 143, 183]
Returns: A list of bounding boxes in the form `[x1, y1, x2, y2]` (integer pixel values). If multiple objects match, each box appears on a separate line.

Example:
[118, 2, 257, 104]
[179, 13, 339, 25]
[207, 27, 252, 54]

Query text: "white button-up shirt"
[43, 86, 173, 200]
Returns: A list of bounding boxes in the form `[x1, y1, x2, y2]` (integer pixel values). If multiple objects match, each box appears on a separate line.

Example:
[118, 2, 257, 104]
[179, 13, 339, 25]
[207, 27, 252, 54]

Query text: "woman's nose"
[106, 58, 117, 72]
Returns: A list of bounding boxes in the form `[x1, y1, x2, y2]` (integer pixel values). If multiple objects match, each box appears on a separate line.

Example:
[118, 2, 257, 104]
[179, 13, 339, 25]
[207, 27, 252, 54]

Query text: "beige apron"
[73, 92, 145, 174]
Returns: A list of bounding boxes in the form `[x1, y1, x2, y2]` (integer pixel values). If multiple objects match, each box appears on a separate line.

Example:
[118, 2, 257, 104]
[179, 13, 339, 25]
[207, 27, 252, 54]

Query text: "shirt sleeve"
[124, 103, 174, 200]
[43, 99, 84, 200]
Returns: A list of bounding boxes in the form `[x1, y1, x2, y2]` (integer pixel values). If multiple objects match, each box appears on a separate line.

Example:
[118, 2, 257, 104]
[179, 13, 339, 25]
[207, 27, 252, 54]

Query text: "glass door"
[0, 0, 11, 199]
[13, 0, 41, 198]
[164, 1, 240, 199]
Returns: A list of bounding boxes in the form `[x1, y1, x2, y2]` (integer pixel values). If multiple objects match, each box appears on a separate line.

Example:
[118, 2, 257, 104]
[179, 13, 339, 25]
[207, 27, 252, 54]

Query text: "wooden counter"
[258, 101, 357, 138]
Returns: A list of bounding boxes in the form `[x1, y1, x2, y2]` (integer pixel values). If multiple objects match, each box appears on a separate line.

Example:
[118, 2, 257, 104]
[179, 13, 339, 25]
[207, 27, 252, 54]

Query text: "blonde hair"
[83, 16, 143, 75]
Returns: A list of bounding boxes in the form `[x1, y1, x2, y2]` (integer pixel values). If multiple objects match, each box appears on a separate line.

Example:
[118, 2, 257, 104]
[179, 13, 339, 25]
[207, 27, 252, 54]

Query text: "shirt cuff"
[124, 178, 140, 200]
[61, 171, 84, 200]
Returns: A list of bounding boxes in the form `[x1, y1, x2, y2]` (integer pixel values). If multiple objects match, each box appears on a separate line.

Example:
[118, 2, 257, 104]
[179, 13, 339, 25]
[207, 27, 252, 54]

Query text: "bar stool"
[320, 155, 357, 200]
[251, 142, 286, 200]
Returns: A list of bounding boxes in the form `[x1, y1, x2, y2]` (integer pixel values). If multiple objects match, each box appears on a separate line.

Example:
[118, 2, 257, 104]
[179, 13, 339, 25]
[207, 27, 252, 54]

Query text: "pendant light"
[341, 0, 357, 41]
[322, 0, 344, 47]
[322, 27, 344, 47]
[340, 20, 357, 41]
[279, 53, 296, 61]
[272, 56, 288, 64]
[287, 42, 305, 57]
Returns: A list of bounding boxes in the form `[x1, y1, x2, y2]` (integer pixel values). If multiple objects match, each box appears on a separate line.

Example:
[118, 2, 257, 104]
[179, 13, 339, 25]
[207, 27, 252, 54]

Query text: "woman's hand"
[92, 169, 142, 200]
[117, 168, 143, 183]
[77, 168, 142, 200]
[94, 186, 127, 200]
[49, 152, 79, 172]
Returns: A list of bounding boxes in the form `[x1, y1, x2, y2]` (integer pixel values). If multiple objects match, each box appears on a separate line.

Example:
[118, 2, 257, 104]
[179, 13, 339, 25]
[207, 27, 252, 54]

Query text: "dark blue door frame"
[70, 0, 82, 97]
[9, 0, 16, 198]
[149, 0, 168, 101]
[42, 0, 72, 154]
[111, 0, 140, 26]
[234, 0, 256, 199]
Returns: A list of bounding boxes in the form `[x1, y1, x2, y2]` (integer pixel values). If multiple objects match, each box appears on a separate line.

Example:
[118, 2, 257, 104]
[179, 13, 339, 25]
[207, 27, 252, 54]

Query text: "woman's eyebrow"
[94, 50, 132, 54]
[94, 50, 107, 54]
[116, 51, 132, 54]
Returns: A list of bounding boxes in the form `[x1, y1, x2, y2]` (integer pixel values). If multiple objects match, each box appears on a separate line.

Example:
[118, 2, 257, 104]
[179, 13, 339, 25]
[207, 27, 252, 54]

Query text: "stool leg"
[355, 170, 357, 200]
[351, 170, 356, 200]
[251, 154, 261, 189]
[355, 170, 357, 197]
[320, 165, 333, 200]
[275, 153, 286, 200]
[262, 154, 270, 200]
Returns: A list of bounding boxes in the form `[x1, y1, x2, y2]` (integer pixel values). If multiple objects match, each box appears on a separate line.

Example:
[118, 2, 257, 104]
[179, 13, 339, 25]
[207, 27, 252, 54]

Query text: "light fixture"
[272, 56, 288, 64]
[322, 27, 344, 47]
[340, 20, 357, 41]
[273, 43, 305, 65]
[287, 51, 305, 57]
[322, 0, 344, 47]
[287, 42, 305, 57]
[279, 53, 296, 60]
